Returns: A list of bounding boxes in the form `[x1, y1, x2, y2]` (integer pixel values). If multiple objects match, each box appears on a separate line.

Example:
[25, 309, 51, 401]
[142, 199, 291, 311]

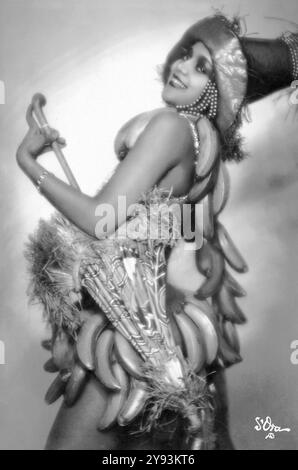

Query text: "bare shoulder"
[119, 107, 194, 171]
[149, 108, 190, 127]
[144, 108, 193, 143]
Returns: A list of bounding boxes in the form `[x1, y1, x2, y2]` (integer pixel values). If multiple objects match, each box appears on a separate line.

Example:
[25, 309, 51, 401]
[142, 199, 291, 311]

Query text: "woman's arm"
[17, 107, 192, 238]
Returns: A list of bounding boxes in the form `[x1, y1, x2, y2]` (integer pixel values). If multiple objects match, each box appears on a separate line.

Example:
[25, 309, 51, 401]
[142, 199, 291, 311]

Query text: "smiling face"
[162, 41, 214, 107]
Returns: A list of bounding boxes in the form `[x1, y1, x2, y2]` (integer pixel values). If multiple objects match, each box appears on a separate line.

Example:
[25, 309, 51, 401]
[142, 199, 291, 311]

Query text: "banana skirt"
[25, 186, 247, 450]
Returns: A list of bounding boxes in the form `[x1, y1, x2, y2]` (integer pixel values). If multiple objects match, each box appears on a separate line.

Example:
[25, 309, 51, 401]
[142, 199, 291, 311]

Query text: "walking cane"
[31, 93, 81, 191]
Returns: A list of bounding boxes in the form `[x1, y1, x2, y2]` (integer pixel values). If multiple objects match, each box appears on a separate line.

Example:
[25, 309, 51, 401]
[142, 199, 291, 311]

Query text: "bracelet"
[280, 32, 298, 81]
[36, 170, 50, 193]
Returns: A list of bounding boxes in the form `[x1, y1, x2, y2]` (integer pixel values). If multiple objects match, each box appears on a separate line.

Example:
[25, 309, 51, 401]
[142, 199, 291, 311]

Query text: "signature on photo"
[254, 416, 291, 440]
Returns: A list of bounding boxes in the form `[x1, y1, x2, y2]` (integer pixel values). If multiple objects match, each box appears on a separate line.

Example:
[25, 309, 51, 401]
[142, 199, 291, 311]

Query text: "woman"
[16, 13, 298, 450]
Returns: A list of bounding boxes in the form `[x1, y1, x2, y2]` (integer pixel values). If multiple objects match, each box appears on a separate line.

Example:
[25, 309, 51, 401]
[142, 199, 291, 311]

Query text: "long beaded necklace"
[175, 79, 218, 163]
[175, 79, 218, 121]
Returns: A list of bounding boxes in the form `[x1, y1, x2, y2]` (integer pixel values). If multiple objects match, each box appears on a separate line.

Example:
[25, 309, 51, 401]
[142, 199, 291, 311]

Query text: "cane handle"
[31, 93, 81, 191]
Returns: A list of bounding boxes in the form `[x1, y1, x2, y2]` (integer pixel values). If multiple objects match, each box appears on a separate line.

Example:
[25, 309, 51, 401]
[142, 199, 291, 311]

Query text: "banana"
[188, 168, 217, 203]
[183, 302, 218, 365]
[224, 270, 247, 297]
[94, 329, 121, 391]
[76, 313, 108, 370]
[218, 334, 242, 367]
[52, 330, 75, 370]
[215, 284, 246, 324]
[202, 194, 214, 240]
[64, 363, 88, 407]
[174, 312, 206, 373]
[118, 378, 148, 426]
[43, 358, 59, 373]
[169, 313, 184, 352]
[196, 243, 224, 299]
[195, 117, 220, 179]
[114, 331, 145, 380]
[217, 222, 248, 273]
[196, 240, 212, 277]
[44, 370, 70, 405]
[184, 294, 214, 317]
[41, 339, 52, 351]
[97, 361, 129, 431]
[167, 238, 206, 294]
[222, 321, 240, 354]
[212, 161, 230, 216]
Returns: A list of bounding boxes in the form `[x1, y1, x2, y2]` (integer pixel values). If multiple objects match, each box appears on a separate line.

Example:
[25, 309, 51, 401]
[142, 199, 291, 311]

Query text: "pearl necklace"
[175, 79, 218, 120]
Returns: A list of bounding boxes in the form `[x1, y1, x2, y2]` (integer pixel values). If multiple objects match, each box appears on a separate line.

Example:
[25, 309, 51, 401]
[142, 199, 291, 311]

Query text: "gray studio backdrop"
[0, 0, 298, 449]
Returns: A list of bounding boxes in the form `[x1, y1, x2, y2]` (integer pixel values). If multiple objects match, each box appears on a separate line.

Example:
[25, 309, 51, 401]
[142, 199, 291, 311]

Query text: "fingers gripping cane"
[31, 93, 81, 191]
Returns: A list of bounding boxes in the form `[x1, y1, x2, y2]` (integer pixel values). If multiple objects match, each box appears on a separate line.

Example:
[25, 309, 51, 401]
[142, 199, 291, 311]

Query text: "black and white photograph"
[0, 0, 298, 452]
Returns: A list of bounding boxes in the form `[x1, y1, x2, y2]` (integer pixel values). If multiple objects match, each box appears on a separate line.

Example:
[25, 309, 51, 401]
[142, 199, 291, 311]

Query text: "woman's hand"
[16, 104, 66, 164]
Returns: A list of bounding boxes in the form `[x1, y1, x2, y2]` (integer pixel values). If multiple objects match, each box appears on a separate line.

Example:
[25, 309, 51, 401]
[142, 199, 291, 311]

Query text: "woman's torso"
[156, 137, 197, 197]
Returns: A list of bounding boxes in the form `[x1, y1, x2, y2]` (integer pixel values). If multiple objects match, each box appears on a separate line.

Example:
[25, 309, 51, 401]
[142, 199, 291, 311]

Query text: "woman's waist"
[109, 186, 190, 245]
